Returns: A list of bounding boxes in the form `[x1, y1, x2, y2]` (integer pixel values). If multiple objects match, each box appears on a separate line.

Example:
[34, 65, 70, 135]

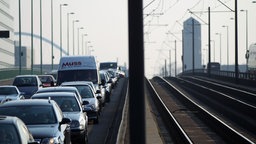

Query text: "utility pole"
[208, 7, 211, 77]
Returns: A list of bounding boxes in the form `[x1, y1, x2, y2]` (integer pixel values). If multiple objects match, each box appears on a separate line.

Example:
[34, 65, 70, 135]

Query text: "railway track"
[146, 76, 255, 144]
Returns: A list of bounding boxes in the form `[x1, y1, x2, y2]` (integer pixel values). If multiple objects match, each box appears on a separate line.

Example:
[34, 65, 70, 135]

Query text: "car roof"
[0, 99, 56, 107]
[37, 86, 78, 92]
[0, 85, 18, 88]
[61, 81, 91, 86]
[0, 115, 20, 124]
[32, 92, 75, 98]
[15, 75, 39, 78]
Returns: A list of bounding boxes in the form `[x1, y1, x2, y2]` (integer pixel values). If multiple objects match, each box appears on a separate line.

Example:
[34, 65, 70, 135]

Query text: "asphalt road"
[87, 78, 128, 144]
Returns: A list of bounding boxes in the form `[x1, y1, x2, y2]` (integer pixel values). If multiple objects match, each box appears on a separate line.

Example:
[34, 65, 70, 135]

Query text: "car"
[105, 69, 118, 88]
[12, 75, 43, 99]
[38, 75, 56, 87]
[99, 70, 113, 102]
[0, 115, 39, 144]
[0, 99, 72, 144]
[60, 81, 101, 124]
[35, 86, 83, 105]
[31, 92, 89, 144]
[0, 85, 25, 103]
[61, 81, 105, 107]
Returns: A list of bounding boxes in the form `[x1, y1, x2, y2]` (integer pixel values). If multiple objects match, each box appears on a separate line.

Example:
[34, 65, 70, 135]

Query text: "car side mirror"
[101, 79, 106, 85]
[60, 117, 71, 125]
[96, 89, 101, 94]
[83, 100, 89, 105]
[96, 95, 102, 99]
[108, 79, 113, 83]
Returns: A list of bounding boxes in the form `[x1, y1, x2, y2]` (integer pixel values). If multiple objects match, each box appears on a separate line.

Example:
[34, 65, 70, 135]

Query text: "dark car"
[0, 99, 71, 144]
[31, 92, 89, 143]
[0, 115, 39, 144]
[36, 86, 83, 105]
[100, 70, 113, 102]
[0, 85, 25, 103]
[12, 75, 43, 99]
[60, 82, 101, 124]
[38, 75, 56, 87]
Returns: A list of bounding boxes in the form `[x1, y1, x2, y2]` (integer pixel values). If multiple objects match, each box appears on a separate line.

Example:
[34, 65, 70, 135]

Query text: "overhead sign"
[0, 31, 10, 38]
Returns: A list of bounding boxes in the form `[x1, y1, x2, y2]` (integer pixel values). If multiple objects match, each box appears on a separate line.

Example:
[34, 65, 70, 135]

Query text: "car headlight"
[41, 137, 60, 144]
[70, 120, 80, 128]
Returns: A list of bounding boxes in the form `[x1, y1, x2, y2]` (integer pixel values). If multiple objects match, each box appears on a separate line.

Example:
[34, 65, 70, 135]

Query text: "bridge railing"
[0, 68, 42, 80]
[180, 69, 256, 87]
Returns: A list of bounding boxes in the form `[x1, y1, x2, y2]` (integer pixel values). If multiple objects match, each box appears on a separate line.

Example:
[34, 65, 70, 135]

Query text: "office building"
[182, 17, 202, 71]
[0, 0, 15, 68]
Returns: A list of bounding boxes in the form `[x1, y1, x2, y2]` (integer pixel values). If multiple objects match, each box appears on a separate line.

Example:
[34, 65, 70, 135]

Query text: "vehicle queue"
[0, 56, 126, 144]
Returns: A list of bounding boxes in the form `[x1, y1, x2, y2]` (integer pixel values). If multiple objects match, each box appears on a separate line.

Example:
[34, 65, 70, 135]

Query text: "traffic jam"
[0, 56, 126, 144]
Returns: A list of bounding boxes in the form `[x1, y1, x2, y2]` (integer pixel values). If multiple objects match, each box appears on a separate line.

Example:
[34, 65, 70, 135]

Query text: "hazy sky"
[10, 0, 256, 78]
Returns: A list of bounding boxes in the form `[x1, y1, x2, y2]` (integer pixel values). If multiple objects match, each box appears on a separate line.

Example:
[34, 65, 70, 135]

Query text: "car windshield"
[38, 76, 53, 83]
[100, 63, 117, 70]
[13, 77, 37, 87]
[0, 124, 20, 144]
[34, 97, 80, 112]
[57, 70, 98, 85]
[0, 106, 57, 125]
[67, 85, 94, 99]
[0, 87, 17, 95]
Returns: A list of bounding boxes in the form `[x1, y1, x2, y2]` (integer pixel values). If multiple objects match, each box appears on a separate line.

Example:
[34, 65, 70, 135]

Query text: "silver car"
[0, 85, 24, 103]
[61, 81, 101, 124]
[31, 92, 89, 143]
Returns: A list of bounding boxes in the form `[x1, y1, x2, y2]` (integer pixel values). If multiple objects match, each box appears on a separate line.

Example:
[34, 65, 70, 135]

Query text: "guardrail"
[0, 68, 42, 80]
[180, 69, 256, 87]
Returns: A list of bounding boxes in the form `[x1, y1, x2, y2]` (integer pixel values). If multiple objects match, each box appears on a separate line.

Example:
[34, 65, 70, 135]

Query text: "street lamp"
[216, 33, 222, 66]
[19, 0, 22, 74]
[67, 12, 74, 56]
[240, 9, 248, 71]
[60, 3, 68, 57]
[86, 41, 91, 55]
[88, 46, 93, 55]
[72, 20, 79, 55]
[222, 25, 229, 71]
[40, 0, 42, 74]
[31, 0, 34, 73]
[82, 34, 88, 55]
[77, 27, 84, 55]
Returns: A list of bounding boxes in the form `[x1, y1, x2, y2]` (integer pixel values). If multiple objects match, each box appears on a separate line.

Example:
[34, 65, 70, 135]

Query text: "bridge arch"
[14, 32, 68, 55]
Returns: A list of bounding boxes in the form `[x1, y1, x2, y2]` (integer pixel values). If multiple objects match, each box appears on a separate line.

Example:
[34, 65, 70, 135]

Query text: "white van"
[57, 56, 100, 86]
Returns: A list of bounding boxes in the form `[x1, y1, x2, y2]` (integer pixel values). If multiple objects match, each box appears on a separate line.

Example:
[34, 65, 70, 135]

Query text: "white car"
[61, 81, 101, 124]
[0, 85, 25, 103]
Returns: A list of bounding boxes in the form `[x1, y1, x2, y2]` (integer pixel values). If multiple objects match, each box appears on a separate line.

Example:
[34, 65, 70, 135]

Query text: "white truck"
[247, 43, 256, 74]
[57, 56, 100, 86]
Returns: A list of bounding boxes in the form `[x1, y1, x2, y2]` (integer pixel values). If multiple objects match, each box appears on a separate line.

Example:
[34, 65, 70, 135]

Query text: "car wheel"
[94, 114, 99, 124]
[78, 130, 87, 144]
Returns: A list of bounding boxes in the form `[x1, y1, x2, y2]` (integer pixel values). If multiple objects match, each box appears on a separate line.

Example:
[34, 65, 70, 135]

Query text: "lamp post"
[222, 25, 229, 70]
[216, 33, 222, 66]
[19, 0, 21, 74]
[77, 27, 84, 55]
[31, 0, 34, 74]
[240, 9, 248, 71]
[82, 34, 88, 55]
[40, 0, 42, 74]
[67, 12, 74, 56]
[86, 41, 91, 55]
[51, 0, 54, 70]
[60, 3, 68, 57]
[72, 20, 79, 55]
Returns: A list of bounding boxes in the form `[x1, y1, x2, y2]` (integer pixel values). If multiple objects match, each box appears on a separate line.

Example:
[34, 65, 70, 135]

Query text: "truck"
[247, 43, 256, 74]
[57, 56, 100, 86]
